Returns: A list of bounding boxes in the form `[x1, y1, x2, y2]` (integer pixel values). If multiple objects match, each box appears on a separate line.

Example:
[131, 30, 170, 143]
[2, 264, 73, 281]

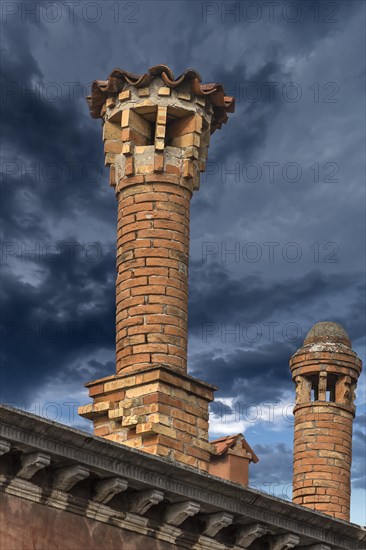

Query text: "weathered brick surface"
[292, 402, 354, 519]
[115, 180, 192, 375]
[290, 322, 362, 521]
[79, 367, 216, 469]
[79, 77, 230, 469]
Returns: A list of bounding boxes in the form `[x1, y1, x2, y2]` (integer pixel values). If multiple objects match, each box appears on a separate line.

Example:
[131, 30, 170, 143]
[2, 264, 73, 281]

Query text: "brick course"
[115, 182, 191, 375]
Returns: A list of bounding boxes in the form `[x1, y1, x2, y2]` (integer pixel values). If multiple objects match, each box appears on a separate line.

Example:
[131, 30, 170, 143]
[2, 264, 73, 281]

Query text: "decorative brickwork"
[79, 68, 234, 471]
[290, 322, 362, 521]
[79, 367, 216, 471]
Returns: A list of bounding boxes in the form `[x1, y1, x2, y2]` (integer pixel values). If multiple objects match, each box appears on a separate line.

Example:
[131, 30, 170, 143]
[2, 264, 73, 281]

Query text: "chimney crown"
[86, 65, 234, 192]
[87, 64, 235, 133]
[303, 321, 351, 348]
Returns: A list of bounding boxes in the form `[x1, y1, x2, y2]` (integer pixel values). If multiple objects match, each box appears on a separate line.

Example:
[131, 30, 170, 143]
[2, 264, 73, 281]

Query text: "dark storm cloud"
[249, 443, 293, 497]
[191, 340, 295, 401]
[188, 261, 364, 402]
[0, 241, 116, 403]
[0, 18, 118, 404]
[200, 0, 361, 164]
[0, 0, 364, 519]
[188, 261, 364, 337]
[1, 16, 113, 235]
[2, 19, 93, 158]
[274, 0, 361, 44]
[208, 60, 286, 162]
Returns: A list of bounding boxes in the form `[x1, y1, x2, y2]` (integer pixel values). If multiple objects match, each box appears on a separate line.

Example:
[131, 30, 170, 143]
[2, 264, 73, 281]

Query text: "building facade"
[0, 66, 364, 549]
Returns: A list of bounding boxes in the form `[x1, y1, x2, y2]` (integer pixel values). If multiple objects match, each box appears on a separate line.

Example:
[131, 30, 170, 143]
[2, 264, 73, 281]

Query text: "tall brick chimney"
[290, 321, 362, 520]
[79, 66, 234, 472]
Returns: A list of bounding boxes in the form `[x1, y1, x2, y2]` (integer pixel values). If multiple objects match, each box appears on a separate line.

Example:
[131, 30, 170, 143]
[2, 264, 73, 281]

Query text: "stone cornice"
[0, 405, 365, 549]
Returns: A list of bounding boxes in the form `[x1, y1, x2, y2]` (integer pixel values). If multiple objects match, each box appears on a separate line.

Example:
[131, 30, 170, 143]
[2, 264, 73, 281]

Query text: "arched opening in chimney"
[309, 374, 319, 401]
[326, 374, 337, 402]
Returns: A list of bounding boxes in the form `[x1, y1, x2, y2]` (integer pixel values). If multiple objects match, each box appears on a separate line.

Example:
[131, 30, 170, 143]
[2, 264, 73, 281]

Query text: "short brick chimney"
[209, 434, 259, 485]
[79, 65, 234, 471]
[290, 321, 362, 520]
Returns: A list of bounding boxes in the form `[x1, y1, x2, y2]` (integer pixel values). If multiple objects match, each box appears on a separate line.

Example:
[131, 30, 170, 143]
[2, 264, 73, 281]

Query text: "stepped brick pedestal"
[79, 368, 215, 470]
[79, 65, 234, 471]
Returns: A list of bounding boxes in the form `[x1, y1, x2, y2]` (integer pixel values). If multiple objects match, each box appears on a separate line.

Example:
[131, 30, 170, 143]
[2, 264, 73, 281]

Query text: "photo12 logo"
[201, 161, 340, 185]
[201, 241, 340, 264]
[201, 2, 341, 24]
[1, 2, 140, 24]
[1, 241, 104, 264]
[1, 160, 102, 183]
[202, 321, 303, 344]
[209, 400, 295, 425]
[219, 81, 340, 104]
[0, 321, 103, 344]
[3, 401, 82, 424]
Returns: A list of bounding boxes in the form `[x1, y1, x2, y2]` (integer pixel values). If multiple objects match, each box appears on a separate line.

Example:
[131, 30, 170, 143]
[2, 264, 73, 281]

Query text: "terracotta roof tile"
[86, 65, 235, 133]
[210, 434, 259, 463]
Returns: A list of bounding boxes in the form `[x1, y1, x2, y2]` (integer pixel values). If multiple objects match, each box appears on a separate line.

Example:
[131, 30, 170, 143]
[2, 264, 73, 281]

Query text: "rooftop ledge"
[0, 404, 365, 549]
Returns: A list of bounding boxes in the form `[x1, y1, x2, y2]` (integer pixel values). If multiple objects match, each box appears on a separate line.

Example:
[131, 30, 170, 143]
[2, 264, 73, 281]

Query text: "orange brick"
[171, 409, 196, 425]
[118, 175, 145, 188]
[103, 389, 126, 401]
[158, 435, 183, 452]
[173, 419, 197, 436]
[144, 173, 180, 185]
[121, 203, 154, 216]
[104, 140, 123, 154]
[152, 354, 184, 370]
[88, 383, 105, 397]
[134, 247, 170, 258]
[128, 305, 164, 316]
[146, 257, 179, 268]
[134, 192, 169, 204]
[131, 285, 166, 296]
[119, 354, 150, 367]
[133, 343, 168, 354]
[166, 164, 181, 175]
[127, 324, 163, 335]
[94, 426, 110, 437]
[154, 153, 164, 172]
[186, 445, 210, 461]
[172, 451, 197, 468]
[123, 220, 152, 233]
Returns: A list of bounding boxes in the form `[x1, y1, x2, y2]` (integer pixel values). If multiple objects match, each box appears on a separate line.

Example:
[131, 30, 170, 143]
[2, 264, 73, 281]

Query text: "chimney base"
[79, 366, 216, 471]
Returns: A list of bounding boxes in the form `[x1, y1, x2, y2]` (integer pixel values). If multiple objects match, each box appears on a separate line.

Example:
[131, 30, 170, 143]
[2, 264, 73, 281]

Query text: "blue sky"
[1, 0, 365, 525]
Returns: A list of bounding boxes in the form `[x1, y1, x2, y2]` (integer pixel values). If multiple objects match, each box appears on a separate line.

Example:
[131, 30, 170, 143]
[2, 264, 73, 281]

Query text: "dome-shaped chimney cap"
[304, 321, 351, 348]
